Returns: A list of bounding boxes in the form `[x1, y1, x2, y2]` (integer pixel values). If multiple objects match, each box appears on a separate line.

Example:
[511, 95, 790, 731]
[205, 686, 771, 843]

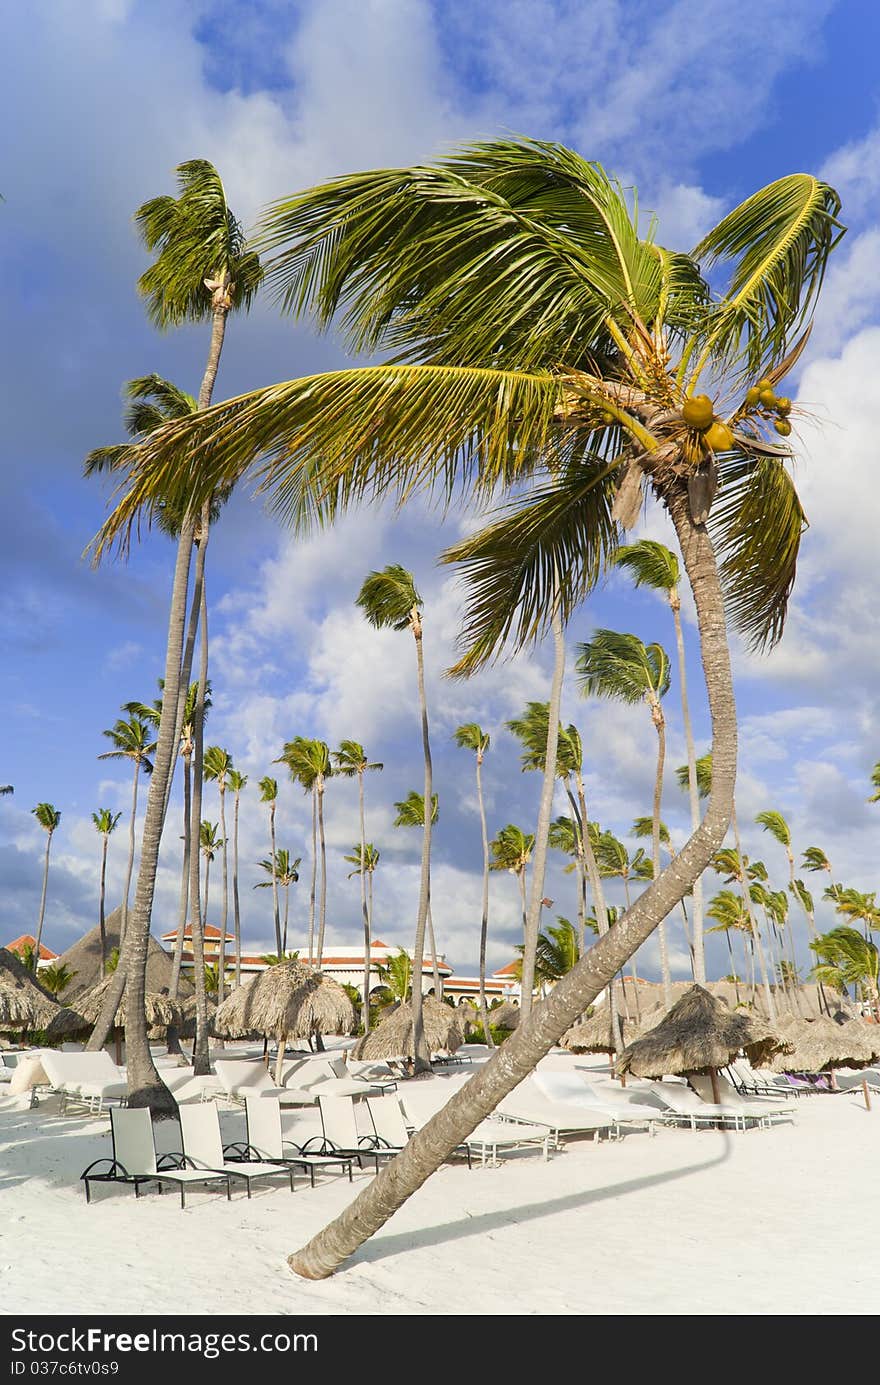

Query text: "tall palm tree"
[705, 889, 750, 1004]
[613, 538, 706, 983]
[276, 739, 333, 966]
[85, 161, 261, 1103]
[203, 746, 234, 1003]
[630, 815, 696, 976]
[98, 715, 156, 948]
[255, 850, 301, 954]
[489, 824, 535, 953]
[823, 884, 880, 938]
[533, 917, 580, 987]
[802, 846, 832, 876]
[755, 808, 822, 999]
[333, 740, 383, 1033]
[91, 809, 122, 977]
[258, 776, 283, 959]
[199, 821, 223, 939]
[392, 791, 443, 1000]
[227, 769, 247, 987]
[811, 927, 880, 1021]
[357, 565, 434, 1068]
[577, 629, 673, 1002]
[98, 140, 842, 1267]
[548, 815, 587, 945]
[344, 842, 380, 1010]
[453, 723, 494, 1046]
[713, 844, 777, 1019]
[31, 803, 60, 970]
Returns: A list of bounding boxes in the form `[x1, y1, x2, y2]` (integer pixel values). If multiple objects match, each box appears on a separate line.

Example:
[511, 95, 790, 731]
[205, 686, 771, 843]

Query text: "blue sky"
[3, 0, 880, 983]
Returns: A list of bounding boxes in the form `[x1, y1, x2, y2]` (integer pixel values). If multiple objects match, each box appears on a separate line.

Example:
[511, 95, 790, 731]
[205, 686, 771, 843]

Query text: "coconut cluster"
[680, 394, 733, 453]
[744, 378, 792, 436]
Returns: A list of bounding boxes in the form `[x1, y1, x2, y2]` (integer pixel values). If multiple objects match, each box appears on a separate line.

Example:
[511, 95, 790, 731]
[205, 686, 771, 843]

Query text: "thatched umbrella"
[213, 962, 356, 1082]
[351, 995, 464, 1063]
[562, 1009, 636, 1054]
[0, 980, 38, 1030]
[764, 1016, 880, 1074]
[60, 976, 182, 1060]
[177, 993, 217, 1041]
[0, 948, 58, 1029]
[51, 913, 194, 1000]
[489, 1002, 520, 1031]
[617, 983, 788, 1100]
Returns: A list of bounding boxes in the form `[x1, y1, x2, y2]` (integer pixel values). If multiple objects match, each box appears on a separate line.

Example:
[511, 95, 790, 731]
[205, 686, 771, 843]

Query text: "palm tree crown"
[612, 540, 680, 598]
[32, 803, 61, 834]
[489, 824, 535, 874]
[393, 791, 438, 827]
[92, 809, 122, 837]
[98, 716, 157, 773]
[576, 629, 670, 707]
[355, 565, 422, 633]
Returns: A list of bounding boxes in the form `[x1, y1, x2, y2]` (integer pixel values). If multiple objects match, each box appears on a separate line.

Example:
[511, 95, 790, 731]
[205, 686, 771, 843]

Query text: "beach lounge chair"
[727, 1060, 803, 1100]
[213, 1058, 316, 1107]
[497, 1076, 618, 1144]
[365, 1095, 411, 1153]
[294, 1060, 387, 1098]
[178, 1104, 296, 1196]
[81, 1107, 232, 1207]
[400, 1082, 551, 1166]
[0, 1053, 20, 1083]
[688, 1074, 792, 1127]
[534, 1071, 667, 1130]
[241, 1097, 355, 1186]
[644, 1080, 747, 1129]
[326, 1055, 397, 1090]
[41, 1050, 128, 1115]
[314, 1094, 398, 1172]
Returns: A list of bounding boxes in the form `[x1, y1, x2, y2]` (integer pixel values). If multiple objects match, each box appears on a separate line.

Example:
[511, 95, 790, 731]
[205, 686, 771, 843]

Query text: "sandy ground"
[2, 1062, 878, 1316]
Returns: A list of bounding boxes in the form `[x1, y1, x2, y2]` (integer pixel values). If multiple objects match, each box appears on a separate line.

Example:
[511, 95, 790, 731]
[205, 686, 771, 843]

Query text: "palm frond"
[755, 809, 791, 849]
[576, 628, 670, 703]
[611, 538, 679, 594]
[452, 723, 490, 755]
[356, 565, 420, 631]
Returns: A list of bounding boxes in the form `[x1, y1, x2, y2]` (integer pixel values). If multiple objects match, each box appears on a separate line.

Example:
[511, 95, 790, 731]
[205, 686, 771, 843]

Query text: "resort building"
[2, 934, 58, 970]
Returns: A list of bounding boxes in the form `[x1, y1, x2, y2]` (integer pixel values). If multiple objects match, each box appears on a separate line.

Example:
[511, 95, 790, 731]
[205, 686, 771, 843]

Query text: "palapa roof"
[52, 912, 194, 1000]
[764, 1015, 880, 1072]
[351, 995, 464, 1061]
[617, 984, 787, 1078]
[562, 1009, 636, 1054]
[212, 961, 356, 1040]
[59, 976, 182, 1032]
[0, 980, 39, 1028]
[0, 947, 58, 1027]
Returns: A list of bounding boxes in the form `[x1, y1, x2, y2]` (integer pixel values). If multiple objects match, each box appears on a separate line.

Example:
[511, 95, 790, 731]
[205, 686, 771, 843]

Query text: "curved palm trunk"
[649, 700, 672, 1008]
[268, 801, 282, 959]
[282, 883, 290, 954]
[232, 788, 242, 987]
[169, 751, 192, 1001]
[120, 761, 140, 948]
[621, 875, 642, 1022]
[475, 752, 494, 1048]
[287, 483, 737, 1279]
[426, 899, 443, 998]
[731, 806, 777, 1024]
[358, 771, 371, 1033]
[411, 616, 434, 1071]
[217, 784, 229, 1004]
[519, 595, 564, 1022]
[572, 771, 621, 1052]
[33, 830, 53, 969]
[785, 844, 827, 1015]
[316, 779, 328, 967]
[307, 791, 317, 966]
[187, 563, 212, 1075]
[98, 834, 109, 978]
[671, 594, 705, 984]
[202, 853, 211, 931]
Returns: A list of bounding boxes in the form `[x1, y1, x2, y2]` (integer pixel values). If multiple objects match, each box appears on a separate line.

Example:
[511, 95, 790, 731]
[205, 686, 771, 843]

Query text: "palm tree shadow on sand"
[351, 1132, 734, 1267]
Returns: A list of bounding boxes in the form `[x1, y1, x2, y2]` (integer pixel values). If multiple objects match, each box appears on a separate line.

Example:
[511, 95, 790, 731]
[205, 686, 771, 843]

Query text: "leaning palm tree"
[93, 139, 843, 1266]
[453, 723, 494, 1046]
[91, 809, 122, 977]
[227, 769, 248, 986]
[85, 160, 261, 1103]
[705, 889, 750, 1004]
[98, 715, 156, 947]
[203, 746, 234, 1002]
[333, 741, 383, 1033]
[392, 791, 443, 1000]
[548, 815, 587, 948]
[802, 845, 832, 876]
[756, 807, 827, 1013]
[810, 926, 880, 1022]
[357, 565, 434, 1069]
[612, 539, 706, 983]
[31, 802, 61, 969]
[276, 738, 332, 966]
[577, 630, 673, 1002]
[255, 850, 301, 954]
[489, 824, 535, 951]
[258, 776, 283, 959]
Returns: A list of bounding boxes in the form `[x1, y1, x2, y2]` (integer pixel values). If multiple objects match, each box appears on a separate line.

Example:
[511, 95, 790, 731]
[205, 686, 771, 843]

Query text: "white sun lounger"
[213, 1058, 316, 1107]
[534, 1071, 667, 1130]
[645, 1080, 749, 1129]
[178, 1104, 296, 1196]
[41, 1050, 128, 1115]
[294, 1059, 388, 1098]
[81, 1107, 232, 1207]
[498, 1076, 618, 1143]
[400, 1081, 551, 1165]
[242, 1097, 355, 1185]
[688, 1074, 794, 1127]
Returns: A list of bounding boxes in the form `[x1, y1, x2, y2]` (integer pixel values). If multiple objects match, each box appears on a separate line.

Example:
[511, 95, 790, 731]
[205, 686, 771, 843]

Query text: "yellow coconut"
[745, 386, 761, 407]
[774, 418, 792, 437]
[682, 394, 715, 429]
[776, 397, 792, 415]
[758, 387, 777, 408]
[758, 377, 773, 391]
[704, 421, 734, 452]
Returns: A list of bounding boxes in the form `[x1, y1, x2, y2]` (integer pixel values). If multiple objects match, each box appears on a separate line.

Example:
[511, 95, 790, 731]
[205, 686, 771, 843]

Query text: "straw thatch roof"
[489, 1001, 520, 1031]
[62, 976, 182, 1031]
[52, 913, 194, 1000]
[764, 1015, 880, 1072]
[177, 993, 217, 1040]
[617, 984, 788, 1078]
[0, 948, 58, 1028]
[212, 962, 356, 1041]
[0, 980, 38, 1029]
[351, 995, 464, 1061]
[562, 1009, 637, 1054]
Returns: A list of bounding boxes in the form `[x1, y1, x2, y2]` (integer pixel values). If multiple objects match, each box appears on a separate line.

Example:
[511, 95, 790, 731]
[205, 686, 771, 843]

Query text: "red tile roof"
[4, 934, 57, 961]
[160, 925, 234, 942]
[492, 960, 521, 977]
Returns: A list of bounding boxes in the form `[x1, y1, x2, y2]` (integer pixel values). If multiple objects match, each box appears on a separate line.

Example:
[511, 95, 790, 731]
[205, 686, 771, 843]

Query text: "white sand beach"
[2, 1066, 878, 1316]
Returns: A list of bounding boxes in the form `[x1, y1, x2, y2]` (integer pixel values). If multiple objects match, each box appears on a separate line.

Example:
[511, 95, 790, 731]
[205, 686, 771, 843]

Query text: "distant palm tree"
[227, 769, 248, 987]
[869, 763, 880, 804]
[276, 738, 332, 966]
[453, 723, 493, 1046]
[823, 884, 880, 938]
[373, 949, 413, 1012]
[39, 962, 77, 999]
[534, 917, 580, 986]
[199, 821, 223, 935]
[577, 629, 672, 1002]
[630, 815, 695, 976]
[489, 824, 535, 952]
[802, 845, 832, 875]
[98, 715, 156, 946]
[357, 564, 434, 1070]
[713, 845, 776, 1017]
[393, 791, 443, 999]
[258, 776, 283, 958]
[31, 803, 61, 970]
[255, 850, 301, 954]
[612, 539, 706, 983]
[203, 746, 234, 1002]
[756, 808, 824, 1007]
[810, 927, 880, 1021]
[706, 889, 750, 1004]
[333, 741, 383, 1033]
[91, 809, 122, 976]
